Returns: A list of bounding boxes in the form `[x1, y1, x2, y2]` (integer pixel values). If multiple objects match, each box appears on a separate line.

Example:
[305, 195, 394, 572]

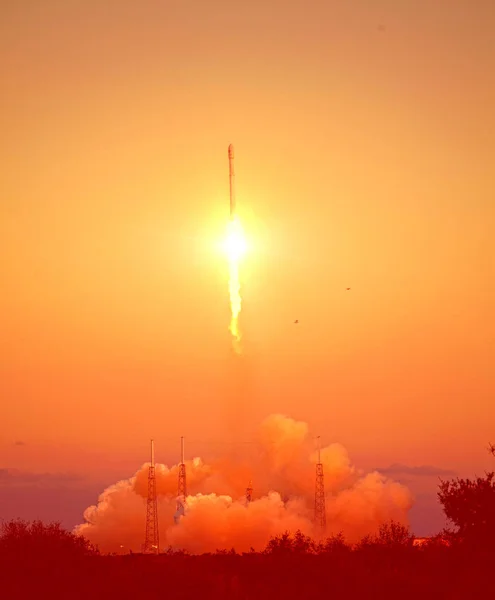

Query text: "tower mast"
[143, 439, 159, 553]
[314, 436, 326, 532]
[174, 436, 187, 524]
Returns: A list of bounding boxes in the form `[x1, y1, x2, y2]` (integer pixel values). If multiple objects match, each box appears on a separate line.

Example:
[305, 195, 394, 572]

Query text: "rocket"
[228, 143, 235, 220]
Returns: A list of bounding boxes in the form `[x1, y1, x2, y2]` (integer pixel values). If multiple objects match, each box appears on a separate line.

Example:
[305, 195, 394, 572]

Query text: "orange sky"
[1, 0, 494, 534]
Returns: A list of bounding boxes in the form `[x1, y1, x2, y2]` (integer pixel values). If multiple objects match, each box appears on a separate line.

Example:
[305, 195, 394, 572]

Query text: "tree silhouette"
[375, 521, 414, 547]
[1, 518, 495, 599]
[317, 532, 350, 555]
[264, 530, 316, 555]
[356, 521, 413, 550]
[438, 472, 495, 550]
[0, 519, 98, 561]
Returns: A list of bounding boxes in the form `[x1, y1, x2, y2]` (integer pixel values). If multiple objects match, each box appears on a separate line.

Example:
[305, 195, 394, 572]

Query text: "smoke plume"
[75, 415, 413, 553]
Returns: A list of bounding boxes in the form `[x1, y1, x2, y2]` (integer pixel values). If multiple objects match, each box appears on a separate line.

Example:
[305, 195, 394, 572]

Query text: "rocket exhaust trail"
[226, 144, 245, 353]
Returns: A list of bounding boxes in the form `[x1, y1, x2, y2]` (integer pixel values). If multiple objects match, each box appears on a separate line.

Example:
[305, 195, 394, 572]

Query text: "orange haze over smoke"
[75, 415, 413, 554]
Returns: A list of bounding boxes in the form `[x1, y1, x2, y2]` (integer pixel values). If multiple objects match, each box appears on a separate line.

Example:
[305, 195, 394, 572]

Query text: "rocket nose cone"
[228, 144, 234, 158]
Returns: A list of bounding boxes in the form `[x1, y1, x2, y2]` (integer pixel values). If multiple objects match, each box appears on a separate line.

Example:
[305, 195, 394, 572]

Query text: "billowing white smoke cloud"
[75, 415, 413, 553]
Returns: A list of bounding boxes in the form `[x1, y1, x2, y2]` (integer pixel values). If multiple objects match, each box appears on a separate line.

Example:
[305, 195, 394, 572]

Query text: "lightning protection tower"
[314, 436, 326, 531]
[143, 439, 159, 554]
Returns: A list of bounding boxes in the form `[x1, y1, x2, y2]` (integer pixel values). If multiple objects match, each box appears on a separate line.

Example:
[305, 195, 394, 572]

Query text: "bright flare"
[224, 216, 246, 352]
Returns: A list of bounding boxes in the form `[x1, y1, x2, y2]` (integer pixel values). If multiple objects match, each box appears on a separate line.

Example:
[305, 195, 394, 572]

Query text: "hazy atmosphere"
[1, 0, 494, 544]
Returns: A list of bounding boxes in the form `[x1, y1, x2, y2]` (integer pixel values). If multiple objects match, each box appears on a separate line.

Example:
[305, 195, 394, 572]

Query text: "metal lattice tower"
[143, 439, 159, 554]
[314, 436, 326, 531]
[246, 480, 253, 504]
[174, 436, 187, 523]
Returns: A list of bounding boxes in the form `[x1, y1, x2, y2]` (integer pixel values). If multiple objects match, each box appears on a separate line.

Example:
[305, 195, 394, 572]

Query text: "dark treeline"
[1, 472, 494, 599]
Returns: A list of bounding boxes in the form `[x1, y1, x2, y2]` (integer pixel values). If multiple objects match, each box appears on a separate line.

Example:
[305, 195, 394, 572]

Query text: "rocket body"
[228, 144, 235, 219]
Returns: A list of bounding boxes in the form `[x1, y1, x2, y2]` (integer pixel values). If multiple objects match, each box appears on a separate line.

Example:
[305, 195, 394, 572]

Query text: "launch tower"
[314, 436, 326, 531]
[143, 439, 159, 553]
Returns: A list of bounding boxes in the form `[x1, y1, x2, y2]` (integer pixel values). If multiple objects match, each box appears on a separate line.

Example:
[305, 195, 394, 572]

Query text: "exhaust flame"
[224, 216, 246, 353]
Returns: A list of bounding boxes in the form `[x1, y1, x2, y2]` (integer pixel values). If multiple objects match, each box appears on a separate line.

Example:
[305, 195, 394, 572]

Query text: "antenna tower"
[175, 437, 187, 522]
[143, 439, 159, 554]
[314, 436, 326, 531]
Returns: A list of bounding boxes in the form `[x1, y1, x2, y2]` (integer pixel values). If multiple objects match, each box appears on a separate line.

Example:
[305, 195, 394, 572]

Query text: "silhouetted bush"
[264, 529, 316, 555]
[438, 471, 495, 551]
[1, 517, 494, 599]
[0, 519, 98, 561]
